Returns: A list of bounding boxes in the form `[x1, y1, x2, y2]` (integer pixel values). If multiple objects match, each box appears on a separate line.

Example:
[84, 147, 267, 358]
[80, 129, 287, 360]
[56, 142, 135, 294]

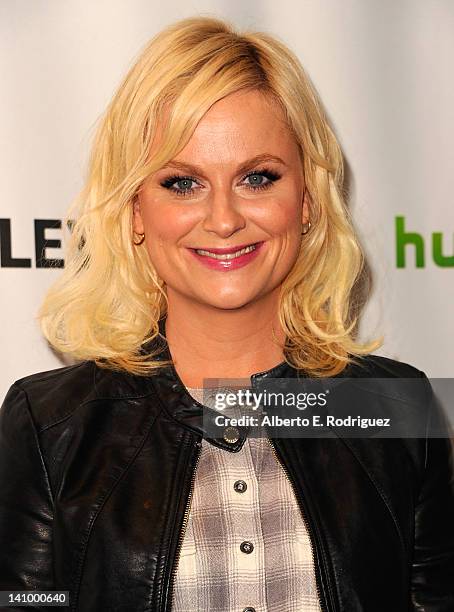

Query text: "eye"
[160, 166, 282, 198]
[242, 167, 281, 191]
[160, 175, 199, 197]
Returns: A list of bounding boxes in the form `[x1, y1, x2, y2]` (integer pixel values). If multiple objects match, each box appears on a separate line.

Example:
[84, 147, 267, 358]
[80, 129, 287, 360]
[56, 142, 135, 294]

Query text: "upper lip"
[191, 242, 261, 254]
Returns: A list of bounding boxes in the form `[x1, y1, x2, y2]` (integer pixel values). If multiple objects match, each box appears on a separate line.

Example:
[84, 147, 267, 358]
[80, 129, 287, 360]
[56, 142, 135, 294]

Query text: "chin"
[200, 291, 263, 311]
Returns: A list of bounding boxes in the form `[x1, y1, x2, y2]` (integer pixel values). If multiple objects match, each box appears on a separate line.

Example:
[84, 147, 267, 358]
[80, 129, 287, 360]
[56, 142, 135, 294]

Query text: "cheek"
[261, 197, 301, 234]
[141, 206, 189, 242]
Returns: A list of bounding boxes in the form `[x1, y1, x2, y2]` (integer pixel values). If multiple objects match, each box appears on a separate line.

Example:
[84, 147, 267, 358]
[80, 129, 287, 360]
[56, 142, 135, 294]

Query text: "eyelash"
[160, 167, 282, 198]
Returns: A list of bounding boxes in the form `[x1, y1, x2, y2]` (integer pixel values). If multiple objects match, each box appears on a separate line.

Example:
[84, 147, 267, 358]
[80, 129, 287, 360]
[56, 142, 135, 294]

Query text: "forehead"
[193, 89, 289, 138]
[174, 89, 297, 163]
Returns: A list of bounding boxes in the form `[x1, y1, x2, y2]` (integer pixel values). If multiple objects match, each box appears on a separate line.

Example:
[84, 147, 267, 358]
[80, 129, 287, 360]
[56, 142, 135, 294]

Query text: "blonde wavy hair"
[38, 15, 382, 378]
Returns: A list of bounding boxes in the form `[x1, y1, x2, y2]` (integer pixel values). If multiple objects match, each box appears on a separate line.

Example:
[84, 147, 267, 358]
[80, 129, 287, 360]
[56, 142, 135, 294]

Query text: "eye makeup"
[159, 166, 282, 198]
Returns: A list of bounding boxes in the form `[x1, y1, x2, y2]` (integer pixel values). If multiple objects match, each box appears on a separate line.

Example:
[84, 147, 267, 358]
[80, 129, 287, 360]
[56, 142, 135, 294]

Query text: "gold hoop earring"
[133, 232, 145, 246]
[301, 221, 311, 235]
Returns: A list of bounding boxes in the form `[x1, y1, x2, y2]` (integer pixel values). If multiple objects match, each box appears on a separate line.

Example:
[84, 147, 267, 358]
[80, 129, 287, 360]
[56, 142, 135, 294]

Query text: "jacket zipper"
[167, 439, 202, 611]
[165, 435, 333, 611]
[266, 436, 331, 612]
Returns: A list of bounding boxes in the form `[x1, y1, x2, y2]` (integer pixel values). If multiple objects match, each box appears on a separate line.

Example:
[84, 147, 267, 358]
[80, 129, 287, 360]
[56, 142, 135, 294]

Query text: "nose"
[201, 189, 246, 238]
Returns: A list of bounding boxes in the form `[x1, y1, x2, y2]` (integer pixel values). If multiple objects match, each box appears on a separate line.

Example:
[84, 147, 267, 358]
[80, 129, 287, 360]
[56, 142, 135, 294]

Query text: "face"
[133, 89, 310, 311]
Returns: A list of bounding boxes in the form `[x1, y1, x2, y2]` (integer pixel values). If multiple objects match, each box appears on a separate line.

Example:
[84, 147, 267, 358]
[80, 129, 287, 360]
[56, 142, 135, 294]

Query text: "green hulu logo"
[395, 216, 454, 268]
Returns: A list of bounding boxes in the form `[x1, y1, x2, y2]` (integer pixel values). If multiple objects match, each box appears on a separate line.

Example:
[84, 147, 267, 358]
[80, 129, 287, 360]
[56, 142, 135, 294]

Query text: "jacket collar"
[94, 316, 350, 452]
[141, 316, 306, 452]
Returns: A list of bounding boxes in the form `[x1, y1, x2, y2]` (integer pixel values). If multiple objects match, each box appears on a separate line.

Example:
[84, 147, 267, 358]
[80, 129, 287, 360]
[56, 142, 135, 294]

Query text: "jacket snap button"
[240, 540, 254, 554]
[223, 426, 240, 444]
[242, 608, 256, 612]
[234, 480, 247, 493]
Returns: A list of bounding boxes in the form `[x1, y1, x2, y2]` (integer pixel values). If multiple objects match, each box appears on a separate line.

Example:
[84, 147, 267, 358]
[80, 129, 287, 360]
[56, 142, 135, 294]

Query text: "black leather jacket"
[1, 325, 453, 611]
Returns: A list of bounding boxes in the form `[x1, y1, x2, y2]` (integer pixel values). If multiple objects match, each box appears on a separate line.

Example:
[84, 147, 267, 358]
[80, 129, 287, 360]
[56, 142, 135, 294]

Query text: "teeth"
[195, 244, 257, 260]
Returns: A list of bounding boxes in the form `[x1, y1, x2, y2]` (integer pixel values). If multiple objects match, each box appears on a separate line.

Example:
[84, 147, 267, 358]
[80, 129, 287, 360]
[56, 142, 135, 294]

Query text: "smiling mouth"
[191, 242, 262, 260]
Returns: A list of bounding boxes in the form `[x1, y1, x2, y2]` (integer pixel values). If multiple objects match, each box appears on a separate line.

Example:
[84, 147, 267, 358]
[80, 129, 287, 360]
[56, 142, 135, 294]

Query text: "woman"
[1, 15, 453, 612]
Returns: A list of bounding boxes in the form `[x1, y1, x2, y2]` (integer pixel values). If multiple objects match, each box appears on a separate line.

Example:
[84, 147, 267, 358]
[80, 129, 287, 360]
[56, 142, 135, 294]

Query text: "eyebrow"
[159, 154, 288, 177]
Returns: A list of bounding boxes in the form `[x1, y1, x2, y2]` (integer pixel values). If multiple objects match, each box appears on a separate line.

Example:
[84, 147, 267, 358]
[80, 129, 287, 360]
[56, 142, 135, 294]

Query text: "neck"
[163, 290, 286, 388]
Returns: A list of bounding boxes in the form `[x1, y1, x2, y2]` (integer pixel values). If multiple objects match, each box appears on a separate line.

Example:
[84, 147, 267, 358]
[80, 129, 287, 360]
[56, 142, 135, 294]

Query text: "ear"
[302, 188, 311, 225]
[132, 196, 145, 234]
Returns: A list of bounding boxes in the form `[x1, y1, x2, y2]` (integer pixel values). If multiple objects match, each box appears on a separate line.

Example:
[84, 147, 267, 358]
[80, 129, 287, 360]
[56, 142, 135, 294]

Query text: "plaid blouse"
[171, 387, 322, 612]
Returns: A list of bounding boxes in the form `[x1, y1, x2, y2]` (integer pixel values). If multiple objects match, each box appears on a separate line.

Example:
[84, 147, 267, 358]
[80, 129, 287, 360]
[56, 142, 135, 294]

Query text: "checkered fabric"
[171, 387, 322, 612]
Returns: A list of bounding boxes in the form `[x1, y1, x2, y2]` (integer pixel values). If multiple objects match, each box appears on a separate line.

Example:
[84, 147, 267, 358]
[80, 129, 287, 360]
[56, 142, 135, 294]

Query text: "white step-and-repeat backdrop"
[1, 0, 453, 400]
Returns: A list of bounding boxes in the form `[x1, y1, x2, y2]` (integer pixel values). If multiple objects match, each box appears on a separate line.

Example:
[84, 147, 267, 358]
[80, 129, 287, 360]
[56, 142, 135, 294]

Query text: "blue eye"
[160, 175, 198, 196]
[160, 166, 281, 197]
[246, 174, 267, 186]
[173, 178, 195, 191]
[243, 169, 281, 190]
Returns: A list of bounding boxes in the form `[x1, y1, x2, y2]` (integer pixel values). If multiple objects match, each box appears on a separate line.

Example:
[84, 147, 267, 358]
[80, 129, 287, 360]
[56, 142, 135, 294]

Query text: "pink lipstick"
[188, 241, 265, 271]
